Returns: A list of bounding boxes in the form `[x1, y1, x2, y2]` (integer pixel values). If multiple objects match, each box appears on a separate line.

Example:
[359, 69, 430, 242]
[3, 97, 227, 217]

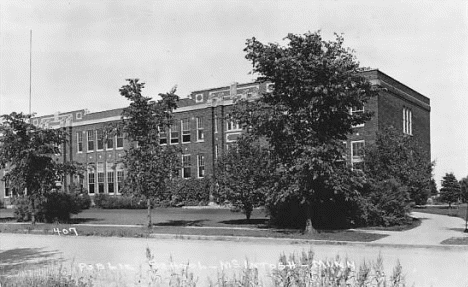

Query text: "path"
[362, 211, 468, 245]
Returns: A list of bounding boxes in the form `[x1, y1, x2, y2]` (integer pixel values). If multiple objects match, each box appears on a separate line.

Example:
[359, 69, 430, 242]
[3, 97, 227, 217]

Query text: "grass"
[414, 203, 468, 221]
[441, 237, 468, 245]
[0, 248, 407, 287]
[0, 207, 389, 242]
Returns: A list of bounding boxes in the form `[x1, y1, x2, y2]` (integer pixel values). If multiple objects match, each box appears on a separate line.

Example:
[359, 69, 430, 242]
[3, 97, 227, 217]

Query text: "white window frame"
[182, 154, 191, 179]
[403, 107, 413, 135]
[116, 170, 124, 194]
[159, 127, 168, 145]
[181, 118, 191, 143]
[88, 170, 95, 195]
[197, 154, 205, 178]
[170, 124, 180, 144]
[196, 117, 204, 142]
[96, 129, 104, 151]
[107, 171, 115, 194]
[351, 140, 365, 169]
[350, 105, 365, 128]
[116, 129, 124, 149]
[77, 132, 83, 153]
[226, 114, 241, 131]
[87, 130, 94, 152]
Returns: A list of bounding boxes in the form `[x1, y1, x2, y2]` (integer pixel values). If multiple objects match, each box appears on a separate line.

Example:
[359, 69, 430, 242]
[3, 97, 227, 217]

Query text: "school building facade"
[0, 69, 431, 202]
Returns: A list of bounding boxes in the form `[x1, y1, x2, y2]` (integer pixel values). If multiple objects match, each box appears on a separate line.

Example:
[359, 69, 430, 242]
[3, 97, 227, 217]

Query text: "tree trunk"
[304, 203, 317, 235]
[246, 210, 251, 222]
[31, 197, 36, 225]
[147, 198, 152, 228]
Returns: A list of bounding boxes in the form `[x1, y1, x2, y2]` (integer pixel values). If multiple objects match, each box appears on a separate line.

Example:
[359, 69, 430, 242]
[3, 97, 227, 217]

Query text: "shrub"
[74, 193, 91, 210]
[357, 178, 411, 226]
[0, 198, 4, 209]
[12, 192, 84, 223]
[93, 193, 147, 209]
[167, 177, 211, 206]
[12, 196, 32, 222]
[36, 192, 83, 223]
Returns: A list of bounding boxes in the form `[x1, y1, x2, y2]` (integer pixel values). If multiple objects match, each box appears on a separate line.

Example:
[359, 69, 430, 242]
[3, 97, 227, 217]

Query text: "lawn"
[414, 203, 468, 221]
[0, 207, 388, 242]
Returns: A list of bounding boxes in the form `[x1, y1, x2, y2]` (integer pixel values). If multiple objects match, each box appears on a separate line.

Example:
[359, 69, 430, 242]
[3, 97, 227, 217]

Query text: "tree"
[216, 136, 273, 221]
[0, 112, 81, 224]
[234, 32, 377, 233]
[119, 79, 181, 228]
[440, 173, 461, 208]
[430, 178, 438, 197]
[363, 127, 433, 205]
[460, 176, 468, 203]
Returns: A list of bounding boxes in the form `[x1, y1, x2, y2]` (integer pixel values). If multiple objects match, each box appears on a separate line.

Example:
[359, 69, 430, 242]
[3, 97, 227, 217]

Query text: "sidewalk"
[363, 212, 468, 245]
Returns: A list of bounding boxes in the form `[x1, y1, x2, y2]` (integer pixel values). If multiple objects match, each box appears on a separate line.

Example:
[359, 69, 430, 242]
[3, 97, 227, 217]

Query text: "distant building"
[0, 70, 430, 202]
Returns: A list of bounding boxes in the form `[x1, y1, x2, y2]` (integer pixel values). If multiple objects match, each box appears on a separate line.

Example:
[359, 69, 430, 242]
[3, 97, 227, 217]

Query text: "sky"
[0, 0, 467, 185]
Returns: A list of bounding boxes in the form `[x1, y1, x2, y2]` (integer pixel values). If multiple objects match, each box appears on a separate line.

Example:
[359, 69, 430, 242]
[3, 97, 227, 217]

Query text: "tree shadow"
[219, 219, 269, 227]
[447, 227, 468, 233]
[69, 217, 104, 224]
[0, 217, 16, 222]
[153, 219, 207, 227]
[0, 248, 62, 275]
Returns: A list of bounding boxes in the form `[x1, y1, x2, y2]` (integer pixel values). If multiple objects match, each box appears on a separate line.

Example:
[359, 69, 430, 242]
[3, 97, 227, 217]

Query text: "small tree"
[430, 178, 438, 197]
[460, 176, 468, 203]
[119, 79, 181, 228]
[234, 32, 377, 233]
[440, 173, 461, 208]
[363, 127, 433, 205]
[0, 112, 81, 224]
[216, 136, 273, 221]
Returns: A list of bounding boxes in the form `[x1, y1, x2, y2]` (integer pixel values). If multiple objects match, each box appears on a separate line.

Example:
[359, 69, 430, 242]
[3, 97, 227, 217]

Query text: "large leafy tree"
[0, 112, 81, 224]
[119, 79, 181, 228]
[363, 127, 433, 205]
[440, 173, 461, 208]
[460, 176, 468, 203]
[216, 136, 273, 221]
[234, 32, 377, 233]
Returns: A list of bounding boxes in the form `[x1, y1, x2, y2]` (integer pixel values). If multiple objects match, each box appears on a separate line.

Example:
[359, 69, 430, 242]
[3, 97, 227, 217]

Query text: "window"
[214, 115, 218, 133]
[117, 170, 124, 193]
[106, 133, 114, 149]
[77, 132, 83, 153]
[197, 154, 205, 178]
[351, 105, 365, 128]
[182, 154, 191, 178]
[226, 114, 240, 131]
[88, 172, 95, 194]
[215, 144, 218, 159]
[33, 119, 38, 126]
[351, 141, 365, 170]
[98, 172, 105, 193]
[159, 128, 167, 145]
[338, 141, 347, 164]
[4, 179, 11, 197]
[87, 130, 94, 152]
[107, 171, 115, 194]
[403, 107, 413, 135]
[196, 117, 204, 141]
[170, 124, 180, 144]
[116, 128, 124, 148]
[96, 129, 104, 150]
[182, 118, 191, 143]
[76, 112, 82, 120]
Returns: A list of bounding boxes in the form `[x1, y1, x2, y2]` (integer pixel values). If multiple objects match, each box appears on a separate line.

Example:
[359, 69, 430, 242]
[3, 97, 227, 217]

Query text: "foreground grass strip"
[0, 223, 387, 242]
[0, 249, 407, 287]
